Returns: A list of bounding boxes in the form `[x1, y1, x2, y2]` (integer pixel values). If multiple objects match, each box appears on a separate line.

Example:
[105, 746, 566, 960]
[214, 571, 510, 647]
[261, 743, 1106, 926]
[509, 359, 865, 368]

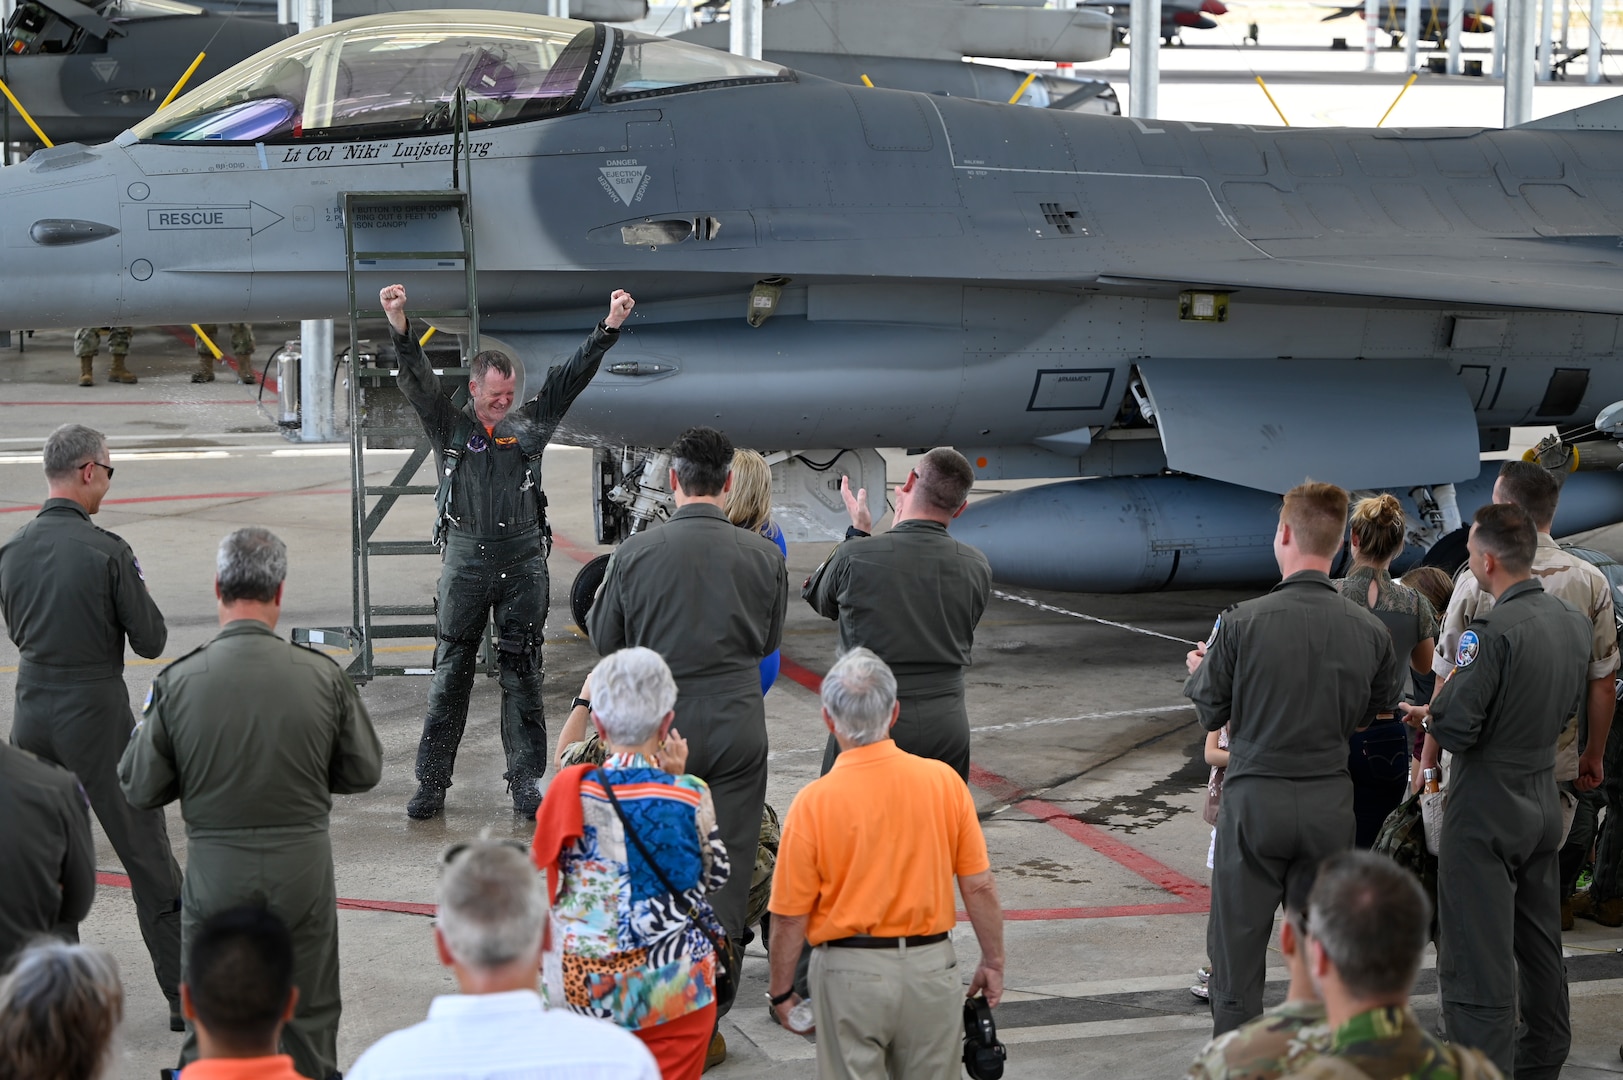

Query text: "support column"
[729, 0, 761, 60]
[1586, 0, 1603, 82]
[1505, 0, 1535, 124]
[296, 0, 336, 443]
[1539, 0, 1556, 79]
[1448, 0, 1466, 72]
[1365, 0, 1381, 68]
[1492, 0, 1506, 76]
[1129, 0, 1162, 118]
[545, 0, 570, 17]
[1405, 0, 1422, 68]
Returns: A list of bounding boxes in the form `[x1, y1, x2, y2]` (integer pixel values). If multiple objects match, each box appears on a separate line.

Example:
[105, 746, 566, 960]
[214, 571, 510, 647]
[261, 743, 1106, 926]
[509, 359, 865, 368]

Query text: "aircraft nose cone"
[29, 219, 121, 246]
[1201, 0, 1229, 15]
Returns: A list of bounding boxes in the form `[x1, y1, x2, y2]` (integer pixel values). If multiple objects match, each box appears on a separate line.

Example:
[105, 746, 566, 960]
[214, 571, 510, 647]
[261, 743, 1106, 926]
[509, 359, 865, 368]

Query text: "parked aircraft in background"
[5, 12, 1623, 591]
[1319, 0, 1494, 45]
[1077, 0, 1232, 44]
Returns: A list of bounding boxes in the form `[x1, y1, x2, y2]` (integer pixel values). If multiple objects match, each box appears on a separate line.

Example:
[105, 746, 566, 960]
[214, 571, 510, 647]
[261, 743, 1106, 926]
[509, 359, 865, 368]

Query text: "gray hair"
[1306, 851, 1431, 999]
[436, 842, 546, 969]
[42, 424, 106, 481]
[0, 941, 123, 1080]
[590, 647, 677, 746]
[820, 647, 897, 745]
[216, 527, 287, 604]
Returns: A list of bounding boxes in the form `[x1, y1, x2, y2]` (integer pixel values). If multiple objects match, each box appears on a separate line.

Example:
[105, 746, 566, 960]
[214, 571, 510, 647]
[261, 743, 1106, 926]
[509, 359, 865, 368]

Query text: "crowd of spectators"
[2, 417, 1616, 1080]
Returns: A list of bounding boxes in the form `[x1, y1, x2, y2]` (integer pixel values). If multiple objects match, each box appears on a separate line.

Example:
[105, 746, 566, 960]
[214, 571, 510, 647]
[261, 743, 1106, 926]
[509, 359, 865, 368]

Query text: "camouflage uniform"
[1333, 568, 1439, 848]
[192, 323, 256, 383]
[1283, 1006, 1503, 1080]
[73, 326, 137, 385]
[1185, 999, 1330, 1080]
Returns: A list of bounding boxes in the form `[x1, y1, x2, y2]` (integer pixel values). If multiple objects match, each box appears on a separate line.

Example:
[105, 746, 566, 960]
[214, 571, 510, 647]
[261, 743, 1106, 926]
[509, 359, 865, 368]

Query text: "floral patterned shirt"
[541, 753, 730, 1030]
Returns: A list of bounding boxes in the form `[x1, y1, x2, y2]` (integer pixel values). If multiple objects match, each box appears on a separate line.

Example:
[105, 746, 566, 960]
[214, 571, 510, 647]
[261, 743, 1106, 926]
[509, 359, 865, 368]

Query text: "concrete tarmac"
[4, 327, 1623, 1079]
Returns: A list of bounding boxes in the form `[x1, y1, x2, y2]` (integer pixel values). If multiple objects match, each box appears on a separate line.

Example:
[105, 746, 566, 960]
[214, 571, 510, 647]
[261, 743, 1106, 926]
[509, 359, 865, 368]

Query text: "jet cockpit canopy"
[129, 11, 790, 144]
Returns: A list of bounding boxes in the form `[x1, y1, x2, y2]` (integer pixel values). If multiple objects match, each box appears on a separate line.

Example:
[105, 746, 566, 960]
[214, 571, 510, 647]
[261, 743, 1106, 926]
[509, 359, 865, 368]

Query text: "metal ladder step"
[368, 540, 442, 557]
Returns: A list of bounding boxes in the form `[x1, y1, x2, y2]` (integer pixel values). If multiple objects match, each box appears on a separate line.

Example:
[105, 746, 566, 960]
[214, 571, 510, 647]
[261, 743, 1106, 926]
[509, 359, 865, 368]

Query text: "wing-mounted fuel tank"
[951, 465, 1623, 592]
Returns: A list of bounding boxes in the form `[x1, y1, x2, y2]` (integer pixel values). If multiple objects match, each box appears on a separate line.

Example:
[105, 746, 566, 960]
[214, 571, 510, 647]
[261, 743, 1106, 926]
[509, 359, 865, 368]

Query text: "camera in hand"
[962, 994, 1006, 1080]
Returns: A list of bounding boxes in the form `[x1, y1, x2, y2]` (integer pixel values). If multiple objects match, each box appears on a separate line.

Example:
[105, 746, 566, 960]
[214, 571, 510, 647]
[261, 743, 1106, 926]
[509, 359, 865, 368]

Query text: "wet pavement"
[3, 326, 1622, 1078]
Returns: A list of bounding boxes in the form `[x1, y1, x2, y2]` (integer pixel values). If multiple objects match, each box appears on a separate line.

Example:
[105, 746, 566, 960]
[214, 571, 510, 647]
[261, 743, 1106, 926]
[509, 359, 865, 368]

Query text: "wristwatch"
[844, 526, 870, 541]
[571, 697, 591, 711]
[768, 988, 796, 1007]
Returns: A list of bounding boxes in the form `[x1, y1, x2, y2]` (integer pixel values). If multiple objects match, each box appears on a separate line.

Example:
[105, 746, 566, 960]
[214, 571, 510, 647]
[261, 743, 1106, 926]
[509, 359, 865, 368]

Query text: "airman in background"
[193, 323, 257, 384]
[73, 326, 137, 385]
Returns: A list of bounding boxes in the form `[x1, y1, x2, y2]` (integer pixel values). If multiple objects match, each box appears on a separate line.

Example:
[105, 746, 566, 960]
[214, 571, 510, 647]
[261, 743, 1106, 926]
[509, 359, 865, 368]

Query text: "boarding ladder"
[295, 97, 487, 683]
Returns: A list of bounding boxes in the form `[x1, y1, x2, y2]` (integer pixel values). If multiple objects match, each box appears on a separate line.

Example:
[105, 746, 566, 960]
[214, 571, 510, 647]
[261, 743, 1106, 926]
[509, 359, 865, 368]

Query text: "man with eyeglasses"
[0, 422, 185, 1031]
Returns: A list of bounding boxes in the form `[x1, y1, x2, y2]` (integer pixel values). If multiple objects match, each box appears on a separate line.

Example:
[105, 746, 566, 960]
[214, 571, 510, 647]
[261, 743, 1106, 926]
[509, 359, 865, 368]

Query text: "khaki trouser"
[808, 938, 961, 1080]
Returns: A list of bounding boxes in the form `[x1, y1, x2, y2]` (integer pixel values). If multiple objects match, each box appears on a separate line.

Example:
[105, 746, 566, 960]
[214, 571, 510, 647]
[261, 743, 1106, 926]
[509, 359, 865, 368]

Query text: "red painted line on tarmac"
[772, 651, 1211, 914]
[778, 656, 824, 694]
[2, 489, 348, 514]
[967, 763, 1210, 907]
[551, 531, 604, 566]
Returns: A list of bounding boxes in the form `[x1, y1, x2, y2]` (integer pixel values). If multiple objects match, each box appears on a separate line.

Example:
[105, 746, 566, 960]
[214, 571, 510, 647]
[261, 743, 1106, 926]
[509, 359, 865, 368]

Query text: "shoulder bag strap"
[592, 768, 727, 956]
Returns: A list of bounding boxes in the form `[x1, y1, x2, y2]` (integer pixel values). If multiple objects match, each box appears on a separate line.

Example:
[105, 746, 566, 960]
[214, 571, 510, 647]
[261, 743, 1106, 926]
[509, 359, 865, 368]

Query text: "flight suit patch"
[467, 433, 488, 454]
[1206, 614, 1222, 647]
[133, 557, 145, 582]
[142, 682, 156, 714]
[1456, 629, 1480, 668]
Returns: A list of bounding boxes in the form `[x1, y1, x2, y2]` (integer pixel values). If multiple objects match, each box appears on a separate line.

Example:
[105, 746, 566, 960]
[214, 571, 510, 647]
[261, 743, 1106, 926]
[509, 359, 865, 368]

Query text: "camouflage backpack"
[1371, 790, 1438, 915]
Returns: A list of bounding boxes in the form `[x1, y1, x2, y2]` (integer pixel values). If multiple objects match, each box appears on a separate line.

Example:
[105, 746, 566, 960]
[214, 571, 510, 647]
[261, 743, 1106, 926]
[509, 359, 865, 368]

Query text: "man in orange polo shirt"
[178, 907, 302, 1080]
[767, 647, 1005, 1079]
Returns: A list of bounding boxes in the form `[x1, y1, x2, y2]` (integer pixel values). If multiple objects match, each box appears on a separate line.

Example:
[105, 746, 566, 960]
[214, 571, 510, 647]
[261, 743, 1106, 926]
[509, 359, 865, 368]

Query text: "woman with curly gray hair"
[0, 940, 124, 1080]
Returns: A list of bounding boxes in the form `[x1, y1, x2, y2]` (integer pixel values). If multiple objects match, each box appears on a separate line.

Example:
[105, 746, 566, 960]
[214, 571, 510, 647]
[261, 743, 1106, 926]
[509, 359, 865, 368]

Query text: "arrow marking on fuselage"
[147, 203, 285, 236]
[599, 166, 647, 207]
[89, 59, 118, 83]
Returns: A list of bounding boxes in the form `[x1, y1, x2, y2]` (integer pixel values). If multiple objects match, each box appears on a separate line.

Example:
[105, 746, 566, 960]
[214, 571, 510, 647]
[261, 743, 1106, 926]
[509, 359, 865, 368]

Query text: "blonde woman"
[1334, 494, 1439, 847]
[725, 449, 788, 695]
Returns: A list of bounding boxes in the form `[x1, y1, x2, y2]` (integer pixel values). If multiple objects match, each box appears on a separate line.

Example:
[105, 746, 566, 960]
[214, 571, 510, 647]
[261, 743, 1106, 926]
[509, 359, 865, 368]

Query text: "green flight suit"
[395, 321, 620, 808]
[1184, 570, 1403, 1037]
[588, 502, 788, 955]
[0, 498, 183, 1009]
[1427, 579, 1587, 1080]
[803, 519, 992, 780]
[0, 742, 97, 964]
[118, 620, 384, 1080]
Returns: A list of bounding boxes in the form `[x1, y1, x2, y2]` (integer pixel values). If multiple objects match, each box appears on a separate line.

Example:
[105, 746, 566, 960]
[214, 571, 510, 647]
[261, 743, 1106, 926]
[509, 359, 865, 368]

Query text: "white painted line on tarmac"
[1569, 977, 1623, 997]
[994, 590, 1202, 646]
[765, 704, 1197, 761]
[971, 703, 1195, 735]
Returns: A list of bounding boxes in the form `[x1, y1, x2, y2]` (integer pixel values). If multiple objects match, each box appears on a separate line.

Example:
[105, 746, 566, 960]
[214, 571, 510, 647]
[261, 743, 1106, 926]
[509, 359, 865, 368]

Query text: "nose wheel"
[570, 552, 612, 638]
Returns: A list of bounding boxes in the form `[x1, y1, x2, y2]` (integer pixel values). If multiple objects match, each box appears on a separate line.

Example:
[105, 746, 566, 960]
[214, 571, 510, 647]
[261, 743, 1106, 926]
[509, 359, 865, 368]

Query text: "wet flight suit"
[0, 742, 96, 964]
[1184, 570, 1402, 1036]
[588, 502, 788, 956]
[802, 519, 992, 779]
[395, 320, 621, 809]
[0, 498, 184, 1011]
[1426, 578, 1588, 1079]
[118, 619, 383, 1080]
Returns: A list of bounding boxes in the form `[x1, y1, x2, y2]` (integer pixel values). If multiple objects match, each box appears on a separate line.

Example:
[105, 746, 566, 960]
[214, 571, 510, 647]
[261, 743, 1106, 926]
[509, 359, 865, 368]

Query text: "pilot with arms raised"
[380, 283, 635, 820]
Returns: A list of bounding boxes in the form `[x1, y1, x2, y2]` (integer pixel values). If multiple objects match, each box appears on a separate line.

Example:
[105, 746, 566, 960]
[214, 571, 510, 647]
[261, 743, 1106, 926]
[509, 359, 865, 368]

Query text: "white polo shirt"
[346, 989, 659, 1080]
